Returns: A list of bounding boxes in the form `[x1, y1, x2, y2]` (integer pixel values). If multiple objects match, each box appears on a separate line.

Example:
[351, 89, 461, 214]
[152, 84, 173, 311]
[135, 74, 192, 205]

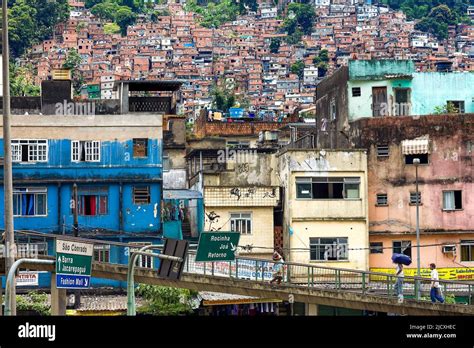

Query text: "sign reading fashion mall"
[195, 232, 241, 262]
[55, 240, 93, 289]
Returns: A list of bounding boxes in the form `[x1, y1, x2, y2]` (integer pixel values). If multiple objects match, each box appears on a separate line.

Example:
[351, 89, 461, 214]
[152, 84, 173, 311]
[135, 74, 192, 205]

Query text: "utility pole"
[73, 183, 79, 237]
[3, 0, 16, 315]
[414, 158, 421, 299]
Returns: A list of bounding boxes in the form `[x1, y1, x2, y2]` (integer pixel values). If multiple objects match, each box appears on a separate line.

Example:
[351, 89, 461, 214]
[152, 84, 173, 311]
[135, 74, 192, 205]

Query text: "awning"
[401, 135, 430, 155]
[199, 292, 281, 306]
[163, 189, 202, 200]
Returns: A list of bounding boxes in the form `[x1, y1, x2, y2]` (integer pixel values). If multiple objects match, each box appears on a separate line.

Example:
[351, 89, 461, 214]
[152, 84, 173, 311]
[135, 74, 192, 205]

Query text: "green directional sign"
[55, 240, 93, 289]
[56, 253, 92, 275]
[195, 231, 240, 262]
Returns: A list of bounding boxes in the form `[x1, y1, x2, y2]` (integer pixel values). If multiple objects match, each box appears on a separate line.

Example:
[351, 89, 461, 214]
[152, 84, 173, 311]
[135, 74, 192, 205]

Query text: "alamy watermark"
[0, 242, 43, 259]
[55, 100, 96, 117]
[217, 147, 258, 166]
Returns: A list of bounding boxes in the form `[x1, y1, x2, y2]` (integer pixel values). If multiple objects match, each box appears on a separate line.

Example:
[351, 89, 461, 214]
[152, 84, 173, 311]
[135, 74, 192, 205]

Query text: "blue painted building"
[0, 114, 165, 289]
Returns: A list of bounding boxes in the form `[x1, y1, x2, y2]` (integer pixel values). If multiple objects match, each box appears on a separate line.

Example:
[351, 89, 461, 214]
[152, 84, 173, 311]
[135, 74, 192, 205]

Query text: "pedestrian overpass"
[5, 249, 474, 316]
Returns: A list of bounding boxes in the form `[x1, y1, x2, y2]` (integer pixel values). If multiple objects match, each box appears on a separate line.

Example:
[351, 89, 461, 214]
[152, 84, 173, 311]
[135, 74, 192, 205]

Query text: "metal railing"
[182, 251, 474, 306]
[10, 231, 474, 307]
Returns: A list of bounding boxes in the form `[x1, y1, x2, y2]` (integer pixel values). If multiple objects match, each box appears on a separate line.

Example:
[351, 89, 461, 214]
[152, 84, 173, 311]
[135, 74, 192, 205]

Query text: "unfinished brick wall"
[193, 109, 297, 138]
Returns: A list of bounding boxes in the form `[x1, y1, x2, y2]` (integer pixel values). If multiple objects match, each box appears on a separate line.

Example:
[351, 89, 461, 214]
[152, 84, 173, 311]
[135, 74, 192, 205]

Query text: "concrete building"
[315, 60, 474, 125]
[277, 148, 370, 270]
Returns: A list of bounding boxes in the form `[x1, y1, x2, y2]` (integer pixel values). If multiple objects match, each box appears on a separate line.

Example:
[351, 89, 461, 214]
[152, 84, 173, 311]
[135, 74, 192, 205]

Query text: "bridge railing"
[183, 251, 474, 306]
[12, 231, 474, 306]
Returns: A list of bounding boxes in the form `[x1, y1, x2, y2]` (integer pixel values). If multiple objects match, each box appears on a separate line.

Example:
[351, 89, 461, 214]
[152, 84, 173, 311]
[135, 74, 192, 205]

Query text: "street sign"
[55, 239, 93, 289]
[195, 232, 240, 262]
[158, 238, 189, 280]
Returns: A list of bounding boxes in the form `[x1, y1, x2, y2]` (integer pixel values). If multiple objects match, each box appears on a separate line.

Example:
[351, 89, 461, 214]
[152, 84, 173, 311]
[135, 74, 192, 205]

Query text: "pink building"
[350, 115, 474, 280]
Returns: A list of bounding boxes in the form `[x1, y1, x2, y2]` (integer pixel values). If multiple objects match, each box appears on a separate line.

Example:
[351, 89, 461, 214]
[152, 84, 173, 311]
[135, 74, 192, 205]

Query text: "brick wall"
[194, 109, 296, 138]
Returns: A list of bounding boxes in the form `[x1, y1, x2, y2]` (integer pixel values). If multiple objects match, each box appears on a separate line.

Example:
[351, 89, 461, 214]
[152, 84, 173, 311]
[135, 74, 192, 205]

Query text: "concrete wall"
[348, 60, 415, 80]
[410, 72, 474, 115]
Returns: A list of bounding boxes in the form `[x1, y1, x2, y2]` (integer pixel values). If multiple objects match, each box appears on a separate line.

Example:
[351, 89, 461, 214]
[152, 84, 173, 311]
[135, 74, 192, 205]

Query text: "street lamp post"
[413, 157, 421, 299]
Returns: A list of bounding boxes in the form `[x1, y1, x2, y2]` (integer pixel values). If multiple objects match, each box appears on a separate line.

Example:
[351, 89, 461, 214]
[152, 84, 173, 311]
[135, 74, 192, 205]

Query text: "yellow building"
[277, 149, 369, 270]
[204, 186, 280, 258]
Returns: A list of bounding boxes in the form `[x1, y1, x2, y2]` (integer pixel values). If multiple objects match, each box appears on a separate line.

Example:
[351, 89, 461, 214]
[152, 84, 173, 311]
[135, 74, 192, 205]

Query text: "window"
[11, 140, 48, 163]
[443, 190, 462, 211]
[13, 187, 47, 216]
[72, 141, 100, 162]
[393, 241, 412, 257]
[410, 192, 421, 205]
[310, 237, 348, 261]
[16, 242, 48, 257]
[133, 138, 148, 157]
[405, 154, 429, 164]
[77, 186, 108, 216]
[394, 88, 411, 116]
[295, 177, 360, 199]
[230, 213, 252, 234]
[376, 145, 389, 157]
[352, 87, 361, 97]
[130, 243, 153, 268]
[329, 99, 336, 120]
[376, 193, 388, 206]
[94, 245, 110, 263]
[370, 242, 383, 254]
[447, 101, 465, 114]
[133, 186, 151, 205]
[460, 240, 474, 262]
[163, 155, 171, 171]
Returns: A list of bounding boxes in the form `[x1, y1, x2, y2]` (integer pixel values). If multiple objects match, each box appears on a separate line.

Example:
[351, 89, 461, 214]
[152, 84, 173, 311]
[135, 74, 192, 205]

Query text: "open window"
[443, 190, 462, 211]
[77, 186, 108, 216]
[133, 138, 148, 158]
[72, 141, 100, 162]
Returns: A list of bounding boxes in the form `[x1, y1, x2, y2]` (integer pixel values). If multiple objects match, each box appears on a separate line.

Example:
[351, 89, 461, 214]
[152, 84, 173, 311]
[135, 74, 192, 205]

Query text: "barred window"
[133, 186, 151, 205]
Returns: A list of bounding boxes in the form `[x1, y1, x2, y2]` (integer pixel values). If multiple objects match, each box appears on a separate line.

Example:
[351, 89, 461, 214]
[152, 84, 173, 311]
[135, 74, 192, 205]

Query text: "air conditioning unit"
[442, 245, 456, 253]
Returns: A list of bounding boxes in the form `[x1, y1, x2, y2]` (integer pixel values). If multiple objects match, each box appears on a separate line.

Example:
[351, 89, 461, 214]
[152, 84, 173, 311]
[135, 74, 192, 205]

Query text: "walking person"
[430, 263, 444, 303]
[270, 252, 284, 287]
[393, 262, 404, 303]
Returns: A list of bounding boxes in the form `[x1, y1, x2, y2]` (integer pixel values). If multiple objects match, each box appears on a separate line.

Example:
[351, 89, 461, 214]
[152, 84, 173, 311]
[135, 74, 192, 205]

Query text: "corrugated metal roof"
[163, 189, 202, 200]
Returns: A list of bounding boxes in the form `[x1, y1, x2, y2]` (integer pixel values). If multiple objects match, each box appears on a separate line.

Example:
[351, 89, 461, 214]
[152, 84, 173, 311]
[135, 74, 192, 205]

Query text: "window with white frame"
[296, 177, 360, 199]
[71, 141, 101, 162]
[230, 213, 252, 234]
[129, 243, 153, 268]
[310, 237, 348, 261]
[13, 187, 47, 216]
[11, 140, 48, 163]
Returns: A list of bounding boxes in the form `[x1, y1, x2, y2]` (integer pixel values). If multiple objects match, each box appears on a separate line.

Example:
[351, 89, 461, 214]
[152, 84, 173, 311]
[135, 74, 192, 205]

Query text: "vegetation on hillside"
[382, 0, 472, 39]
[6, 0, 69, 57]
[281, 3, 316, 44]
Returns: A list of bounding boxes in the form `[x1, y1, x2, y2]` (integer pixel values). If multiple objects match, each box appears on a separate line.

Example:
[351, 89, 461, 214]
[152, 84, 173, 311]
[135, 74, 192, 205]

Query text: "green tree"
[16, 291, 50, 315]
[91, 2, 119, 21]
[104, 22, 121, 34]
[287, 3, 316, 35]
[115, 6, 137, 35]
[136, 285, 198, 315]
[10, 65, 40, 97]
[63, 48, 84, 95]
[291, 60, 305, 80]
[269, 38, 281, 53]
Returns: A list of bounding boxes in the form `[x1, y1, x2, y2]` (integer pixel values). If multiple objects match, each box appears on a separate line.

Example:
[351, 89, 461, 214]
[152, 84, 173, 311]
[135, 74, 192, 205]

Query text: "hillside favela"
[0, 0, 473, 320]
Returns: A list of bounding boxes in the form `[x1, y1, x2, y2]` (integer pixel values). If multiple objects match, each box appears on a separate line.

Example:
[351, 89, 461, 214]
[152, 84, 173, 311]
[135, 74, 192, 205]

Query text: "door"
[372, 87, 387, 117]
